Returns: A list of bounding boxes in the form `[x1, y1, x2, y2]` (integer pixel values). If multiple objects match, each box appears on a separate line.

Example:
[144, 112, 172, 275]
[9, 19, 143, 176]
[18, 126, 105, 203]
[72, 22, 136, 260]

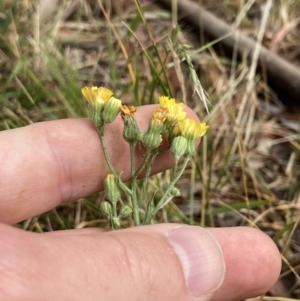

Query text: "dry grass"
[1, 0, 300, 299]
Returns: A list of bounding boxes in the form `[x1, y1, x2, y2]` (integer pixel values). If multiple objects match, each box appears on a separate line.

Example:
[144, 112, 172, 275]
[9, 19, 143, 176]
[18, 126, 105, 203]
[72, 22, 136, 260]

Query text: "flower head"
[142, 107, 167, 149]
[120, 105, 136, 118]
[176, 119, 209, 140]
[173, 119, 209, 156]
[159, 96, 186, 123]
[151, 107, 168, 127]
[81, 86, 120, 127]
[120, 105, 141, 143]
[82, 86, 113, 105]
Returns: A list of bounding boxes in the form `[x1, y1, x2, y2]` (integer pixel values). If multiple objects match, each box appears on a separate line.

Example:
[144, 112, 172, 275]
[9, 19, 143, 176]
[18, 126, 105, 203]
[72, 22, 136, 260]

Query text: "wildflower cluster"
[81, 86, 208, 229]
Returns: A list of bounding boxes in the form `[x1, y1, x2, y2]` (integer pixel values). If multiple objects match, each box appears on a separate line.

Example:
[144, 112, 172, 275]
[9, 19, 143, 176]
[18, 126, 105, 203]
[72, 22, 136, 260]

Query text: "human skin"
[0, 105, 281, 301]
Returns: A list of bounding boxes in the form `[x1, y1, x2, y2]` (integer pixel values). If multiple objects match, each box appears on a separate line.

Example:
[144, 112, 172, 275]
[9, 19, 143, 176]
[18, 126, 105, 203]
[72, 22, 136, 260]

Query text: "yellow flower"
[120, 105, 136, 118]
[81, 86, 113, 105]
[176, 119, 209, 140]
[172, 119, 208, 156]
[81, 86, 120, 127]
[142, 107, 167, 149]
[159, 96, 186, 122]
[151, 107, 168, 127]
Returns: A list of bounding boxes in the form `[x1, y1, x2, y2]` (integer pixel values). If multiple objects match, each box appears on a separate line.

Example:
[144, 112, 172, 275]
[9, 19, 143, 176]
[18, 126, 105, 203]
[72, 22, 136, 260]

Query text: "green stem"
[112, 200, 118, 218]
[144, 155, 191, 224]
[140, 149, 159, 210]
[97, 128, 132, 196]
[133, 148, 151, 178]
[144, 188, 158, 224]
[189, 162, 196, 225]
[130, 142, 140, 226]
[170, 161, 178, 182]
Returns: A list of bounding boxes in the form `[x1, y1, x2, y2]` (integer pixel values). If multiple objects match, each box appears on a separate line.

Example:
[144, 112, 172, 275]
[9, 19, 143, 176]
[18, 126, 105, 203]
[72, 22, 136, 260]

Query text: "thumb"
[1, 224, 225, 301]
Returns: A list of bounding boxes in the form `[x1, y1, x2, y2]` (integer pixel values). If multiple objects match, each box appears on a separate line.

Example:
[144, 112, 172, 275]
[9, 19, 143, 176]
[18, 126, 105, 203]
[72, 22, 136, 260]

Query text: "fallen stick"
[155, 0, 300, 107]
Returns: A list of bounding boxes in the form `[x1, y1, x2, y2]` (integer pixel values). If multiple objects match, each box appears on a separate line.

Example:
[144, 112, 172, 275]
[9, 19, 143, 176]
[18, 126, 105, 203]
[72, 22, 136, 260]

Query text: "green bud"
[103, 97, 122, 124]
[123, 118, 141, 143]
[170, 186, 181, 197]
[186, 138, 196, 157]
[142, 131, 162, 149]
[119, 205, 133, 219]
[105, 174, 120, 204]
[111, 217, 121, 228]
[120, 105, 141, 143]
[171, 136, 188, 161]
[100, 201, 112, 219]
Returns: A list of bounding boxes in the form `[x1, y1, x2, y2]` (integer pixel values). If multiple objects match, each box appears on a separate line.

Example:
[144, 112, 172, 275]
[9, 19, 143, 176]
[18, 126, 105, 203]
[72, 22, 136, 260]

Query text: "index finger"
[0, 105, 199, 224]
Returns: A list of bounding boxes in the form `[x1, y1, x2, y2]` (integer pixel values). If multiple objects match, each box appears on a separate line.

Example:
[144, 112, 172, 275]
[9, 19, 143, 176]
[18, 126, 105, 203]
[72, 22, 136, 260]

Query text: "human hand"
[0, 105, 281, 301]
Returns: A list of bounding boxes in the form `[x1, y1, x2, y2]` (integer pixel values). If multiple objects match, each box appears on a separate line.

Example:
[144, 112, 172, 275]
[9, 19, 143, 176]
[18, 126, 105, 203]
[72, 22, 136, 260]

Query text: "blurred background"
[0, 0, 300, 299]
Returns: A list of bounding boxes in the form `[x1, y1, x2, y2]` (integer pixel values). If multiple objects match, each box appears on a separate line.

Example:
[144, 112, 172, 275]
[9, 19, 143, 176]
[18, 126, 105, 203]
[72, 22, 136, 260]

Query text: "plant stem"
[97, 128, 132, 196]
[130, 142, 140, 226]
[143, 188, 158, 224]
[144, 155, 191, 224]
[140, 149, 159, 211]
[133, 148, 151, 178]
[170, 161, 178, 181]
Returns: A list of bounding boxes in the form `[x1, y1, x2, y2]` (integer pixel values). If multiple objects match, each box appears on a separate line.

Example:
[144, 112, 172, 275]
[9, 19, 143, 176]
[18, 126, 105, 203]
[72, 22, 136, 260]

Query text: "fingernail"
[166, 226, 225, 297]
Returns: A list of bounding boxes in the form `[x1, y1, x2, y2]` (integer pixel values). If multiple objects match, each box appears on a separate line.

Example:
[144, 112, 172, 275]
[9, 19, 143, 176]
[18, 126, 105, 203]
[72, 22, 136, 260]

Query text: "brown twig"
[155, 0, 300, 107]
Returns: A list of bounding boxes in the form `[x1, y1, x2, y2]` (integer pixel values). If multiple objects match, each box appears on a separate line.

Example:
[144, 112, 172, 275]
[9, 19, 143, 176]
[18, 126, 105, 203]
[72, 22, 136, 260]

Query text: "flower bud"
[111, 217, 121, 228]
[170, 186, 181, 197]
[100, 201, 112, 219]
[123, 118, 141, 143]
[142, 131, 162, 149]
[171, 136, 188, 161]
[105, 174, 120, 204]
[103, 96, 122, 124]
[142, 107, 168, 149]
[81, 86, 115, 128]
[186, 139, 197, 157]
[119, 205, 133, 219]
[120, 105, 141, 143]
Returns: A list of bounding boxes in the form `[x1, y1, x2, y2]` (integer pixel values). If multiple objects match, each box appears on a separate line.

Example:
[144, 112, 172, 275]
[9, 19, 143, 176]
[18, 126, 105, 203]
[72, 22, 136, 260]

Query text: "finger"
[207, 227, 281, 301]
[0, 224, 281, 301]
[0, 105, 199, 224]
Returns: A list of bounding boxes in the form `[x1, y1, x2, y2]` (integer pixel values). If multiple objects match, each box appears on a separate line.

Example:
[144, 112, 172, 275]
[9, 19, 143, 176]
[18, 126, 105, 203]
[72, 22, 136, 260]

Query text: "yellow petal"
[120, 105, 136, 118]
[81, 86, 98, 104]
[159, 96, 186, 122]
[177, 119, 208, 140]
[97, 87, 113, 102]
